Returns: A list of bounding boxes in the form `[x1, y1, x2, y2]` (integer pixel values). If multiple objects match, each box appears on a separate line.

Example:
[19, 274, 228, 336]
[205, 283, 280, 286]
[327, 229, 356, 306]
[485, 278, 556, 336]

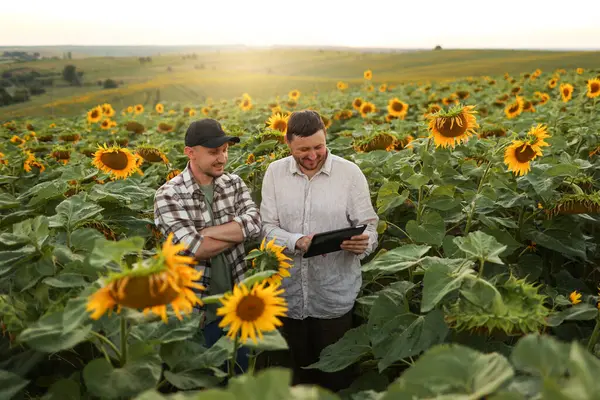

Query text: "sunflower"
[527, 123, 551, 149]
[157, 122, 174, 133]
[216, 281, 287, 343]
[334, 110, 353, 120]
[134, 104, 144, 114]
[252, 237, 293, 286]
[49, 123, 57, 128]
[189, 109, 197, 117]
[522, 100, 535, 113]
[387, 98, 409, 118]
[427, 104, 442, 115]
[363, 70, 372, 80]
[366, 84, 374, 92]
[101, 103, 115, 117]
[10, 135, 25, 145]
[166, 170, 181, 181]
[379, 83, 387, 93]
[560, 83, 573, 102]
[137, 145, 169, 164]
[576, 68, 584, 75]
[569, 291, 582, 305]
[59, 133, 81, 143]
[321, 115, 332, 129]
[504, 97, 524, 119]
[586, 78, 600, 98]
[240, 98, 252, 111]
[127, 106, 134, 114]
[427, 105, 479, 148]
[337, 81, 348, 90]
[455, 90, 470, 100]
[87, 106, 103, 123]
[288, 90, 300, 101]
[86, 233, 204, 323]
[385, 114, 397, 122]
[266, 113, 289, 133]
[201, 106, 210, 116]
[51, 149, 71, 165]
[534, 91, 550, 105]
[548, 78, 558, 89]
[23, 151, 45, 173]
[100, 119, 112, 130]
[352, 98, 364, 111]
[504, 141, 542, 176]
[125, 121, 146, 134]
[246, 153, 256, 164]
[155, 103, 164, 114]
[359, 102, 376, 118]
[442, 96, 458, 106]
[92, 144, 141, 179]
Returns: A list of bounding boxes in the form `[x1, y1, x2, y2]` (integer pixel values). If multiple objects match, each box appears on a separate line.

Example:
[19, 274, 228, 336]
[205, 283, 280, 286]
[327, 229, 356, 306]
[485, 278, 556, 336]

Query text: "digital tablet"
[302, 225, 367, 258]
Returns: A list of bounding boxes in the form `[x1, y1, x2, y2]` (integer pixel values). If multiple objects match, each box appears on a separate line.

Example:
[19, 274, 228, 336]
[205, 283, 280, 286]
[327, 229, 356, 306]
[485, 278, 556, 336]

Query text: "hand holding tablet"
[302, 225, 367, 258]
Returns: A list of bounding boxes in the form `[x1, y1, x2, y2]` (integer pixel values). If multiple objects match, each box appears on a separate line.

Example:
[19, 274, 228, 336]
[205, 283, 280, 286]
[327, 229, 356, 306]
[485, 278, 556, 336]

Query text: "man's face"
[185, 142, 229, 179]
[287, 129, 327, 172]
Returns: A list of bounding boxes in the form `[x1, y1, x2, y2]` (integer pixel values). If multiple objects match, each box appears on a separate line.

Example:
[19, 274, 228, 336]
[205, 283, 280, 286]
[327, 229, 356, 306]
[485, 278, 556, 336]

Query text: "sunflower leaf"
[453, 231, 506, 265]
[49, 193, 104, 231]
[405, 211, 445, 246]
[0, 370, 29, 400]
[305, 325, 371, 373]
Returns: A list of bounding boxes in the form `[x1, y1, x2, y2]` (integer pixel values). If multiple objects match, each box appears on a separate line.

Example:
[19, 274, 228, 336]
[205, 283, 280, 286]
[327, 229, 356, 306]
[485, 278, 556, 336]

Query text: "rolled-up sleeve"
[348, 168, 379, 260]
[232, 176, 262, 240]
[154, 189, 203, 255]
[260, 165, 304, 255]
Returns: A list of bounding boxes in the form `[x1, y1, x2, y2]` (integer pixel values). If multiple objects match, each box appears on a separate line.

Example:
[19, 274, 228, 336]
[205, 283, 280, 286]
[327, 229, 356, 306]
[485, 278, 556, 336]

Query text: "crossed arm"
[154, 177, 261, 261]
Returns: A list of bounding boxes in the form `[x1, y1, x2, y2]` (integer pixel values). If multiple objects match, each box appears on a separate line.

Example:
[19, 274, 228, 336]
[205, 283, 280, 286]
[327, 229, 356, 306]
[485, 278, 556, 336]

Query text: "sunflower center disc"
[100, 151, 130, 170]
[140, 150, 164, 163]
[237, 294, 266, 322]
[392, 102, 404, 112]
[273, 121, 287, 132]
[515, 144, 536, 163]
[109, 274, 180, 309]
[438, 114, 468, 138]
[591, 83, 599, 94]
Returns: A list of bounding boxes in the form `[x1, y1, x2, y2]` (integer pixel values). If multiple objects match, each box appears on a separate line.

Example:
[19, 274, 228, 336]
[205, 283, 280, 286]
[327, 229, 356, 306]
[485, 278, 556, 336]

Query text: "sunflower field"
[1, 66, 600, 399]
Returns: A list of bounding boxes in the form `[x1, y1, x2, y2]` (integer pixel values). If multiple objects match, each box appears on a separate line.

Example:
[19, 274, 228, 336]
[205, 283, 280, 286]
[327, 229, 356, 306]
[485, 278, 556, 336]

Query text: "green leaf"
[49, 193, 103, 230]
[510, 334, 570, 378]
[239, 270, 278, 288]
[253, 140, 279, 154]
[0, 193, 19, 210]
[362, 244, 431, 274]
[43, 273, 87, 288]
[17, 311, 92, 353]
[376, 181, 409, 214]
[42, 378, 81, 400]
[228, 368, 293, 400]
[368, 285, 409, 343]
[86, 236, 145, 270]
[421, 259, 475, 313]
[545, 303, 598, 327]
[89, 180, 156, 210]
[306, 325, 371, 373]
[19, 180, 68, 207]
[0, 369, 29, 400]
[242, 329, 289, 351]
[129, 314, 201, 344]
[405, 173, 430, 189]
[523, 228, 587, 260]
[543, 163, 579, 177]
[405, 211, 445, 246]
[377, 309, 449, 372]
[558, 342, 600, 397]
[383, 344, 514, 399]
[164, 370, 221, 390]
[83, 354, 162, 399]
[70, 228, 105, 252]
[0, 245, 37, 277]
[161, 337, 232, 372]
[425, 196, 461, 211]
[12, 215, 50, 249]
[454, 231, 506, 264]
[63, 288, 96, 333]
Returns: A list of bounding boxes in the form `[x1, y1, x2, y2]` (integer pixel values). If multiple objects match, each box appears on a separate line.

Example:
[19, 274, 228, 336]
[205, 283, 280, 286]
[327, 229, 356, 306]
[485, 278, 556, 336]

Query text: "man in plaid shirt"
[154, 118, 261, 370]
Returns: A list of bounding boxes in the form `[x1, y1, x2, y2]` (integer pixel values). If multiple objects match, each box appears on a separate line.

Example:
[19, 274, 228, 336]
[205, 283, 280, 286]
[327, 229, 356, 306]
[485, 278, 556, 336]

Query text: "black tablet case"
[302, 225, 367, 258]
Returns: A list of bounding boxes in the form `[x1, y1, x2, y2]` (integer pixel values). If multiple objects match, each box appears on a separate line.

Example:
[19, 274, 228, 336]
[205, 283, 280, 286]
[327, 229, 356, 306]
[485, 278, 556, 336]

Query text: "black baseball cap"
[184, 119, 240, 148]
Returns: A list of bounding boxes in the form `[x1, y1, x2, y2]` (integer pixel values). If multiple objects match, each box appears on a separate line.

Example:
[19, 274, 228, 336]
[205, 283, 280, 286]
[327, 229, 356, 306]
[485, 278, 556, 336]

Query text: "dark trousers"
[278, 310, 355, 392]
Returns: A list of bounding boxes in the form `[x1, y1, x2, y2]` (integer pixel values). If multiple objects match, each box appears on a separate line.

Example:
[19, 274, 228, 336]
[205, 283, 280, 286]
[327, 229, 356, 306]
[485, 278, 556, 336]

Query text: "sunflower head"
[576, 68, 584, 75]
[136, 145, 169, 164]
[427, 105, 479, 148]
[363, 70, 372, 80]
[86, 233, 204, 323]
[337, 81, 348, 90]
[155, 103, 164, 113]
[157, 122, 174, 133]
[387, 98, 409, 117]
[100, 119, 112, 130]
[240, 98, 252, 111]
[134, 104, 144, 114]
[247, 237, 293, 286]
[87, 106, 103, 123]
[586, 78, 600, 98]
[352, 98, 364, 111]
[455, 90, 470, 100]
[101, 103, 115, 117]
[504, 140, 542, 176]
[166, 169, 181, 181]
[288, 90, 301, 101]
[548, 78, 558, 89]
[125, 121, 146, 134]
[353, 132, 399, 153]
[504, 97, 524, 119]
[359, 102, 376, 118]
[560, 83, 574, 102]
[548, 192, 600, 216]
[379, 83, 387, 92]
[216, 281, 287, 343]
[92, 144, 141, 179]
[266, 113, 289, 133]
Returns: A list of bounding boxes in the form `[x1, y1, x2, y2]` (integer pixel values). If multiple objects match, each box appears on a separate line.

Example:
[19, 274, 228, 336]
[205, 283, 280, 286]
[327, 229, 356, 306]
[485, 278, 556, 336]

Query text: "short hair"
[286, 110, 325, 142]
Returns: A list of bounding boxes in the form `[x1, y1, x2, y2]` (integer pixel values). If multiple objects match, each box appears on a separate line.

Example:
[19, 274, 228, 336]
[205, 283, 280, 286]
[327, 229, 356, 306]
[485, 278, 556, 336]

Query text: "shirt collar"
[289, 149, 333, 176]
[182, 161, 228, 194]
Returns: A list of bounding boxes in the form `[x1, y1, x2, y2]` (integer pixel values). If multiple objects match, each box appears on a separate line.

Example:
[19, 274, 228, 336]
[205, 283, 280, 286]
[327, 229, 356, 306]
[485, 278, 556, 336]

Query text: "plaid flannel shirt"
[153, 162, 261, 301]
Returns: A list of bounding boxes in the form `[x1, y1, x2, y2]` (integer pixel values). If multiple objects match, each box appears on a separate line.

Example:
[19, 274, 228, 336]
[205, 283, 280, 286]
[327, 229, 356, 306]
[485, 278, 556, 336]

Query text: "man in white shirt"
[259, 110, 379, 391]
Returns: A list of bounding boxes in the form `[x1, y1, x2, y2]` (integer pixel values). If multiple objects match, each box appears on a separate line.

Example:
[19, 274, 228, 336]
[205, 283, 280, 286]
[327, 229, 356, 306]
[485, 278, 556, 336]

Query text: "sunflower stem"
[587, 310, 600, 354]
[89, 330, 122, 361]
[464, 160, 493, 235]
[120, 315, 128, 367]
[247, 349, 258, 376]
[229, 334, 240, 378]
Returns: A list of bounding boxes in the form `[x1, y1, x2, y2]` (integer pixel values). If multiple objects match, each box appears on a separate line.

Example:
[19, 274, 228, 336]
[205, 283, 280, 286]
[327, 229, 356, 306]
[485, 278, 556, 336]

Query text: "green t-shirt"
[199, 184, 233, 325]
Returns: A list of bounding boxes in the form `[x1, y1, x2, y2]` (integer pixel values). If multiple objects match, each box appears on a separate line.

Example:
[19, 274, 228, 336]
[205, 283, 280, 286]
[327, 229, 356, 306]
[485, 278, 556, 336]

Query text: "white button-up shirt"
[260, 150, 379, 319]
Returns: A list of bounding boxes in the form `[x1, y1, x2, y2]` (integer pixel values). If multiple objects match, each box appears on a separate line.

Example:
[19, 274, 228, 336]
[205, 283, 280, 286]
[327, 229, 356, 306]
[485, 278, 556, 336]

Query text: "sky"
[2, 0, 600, 50]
